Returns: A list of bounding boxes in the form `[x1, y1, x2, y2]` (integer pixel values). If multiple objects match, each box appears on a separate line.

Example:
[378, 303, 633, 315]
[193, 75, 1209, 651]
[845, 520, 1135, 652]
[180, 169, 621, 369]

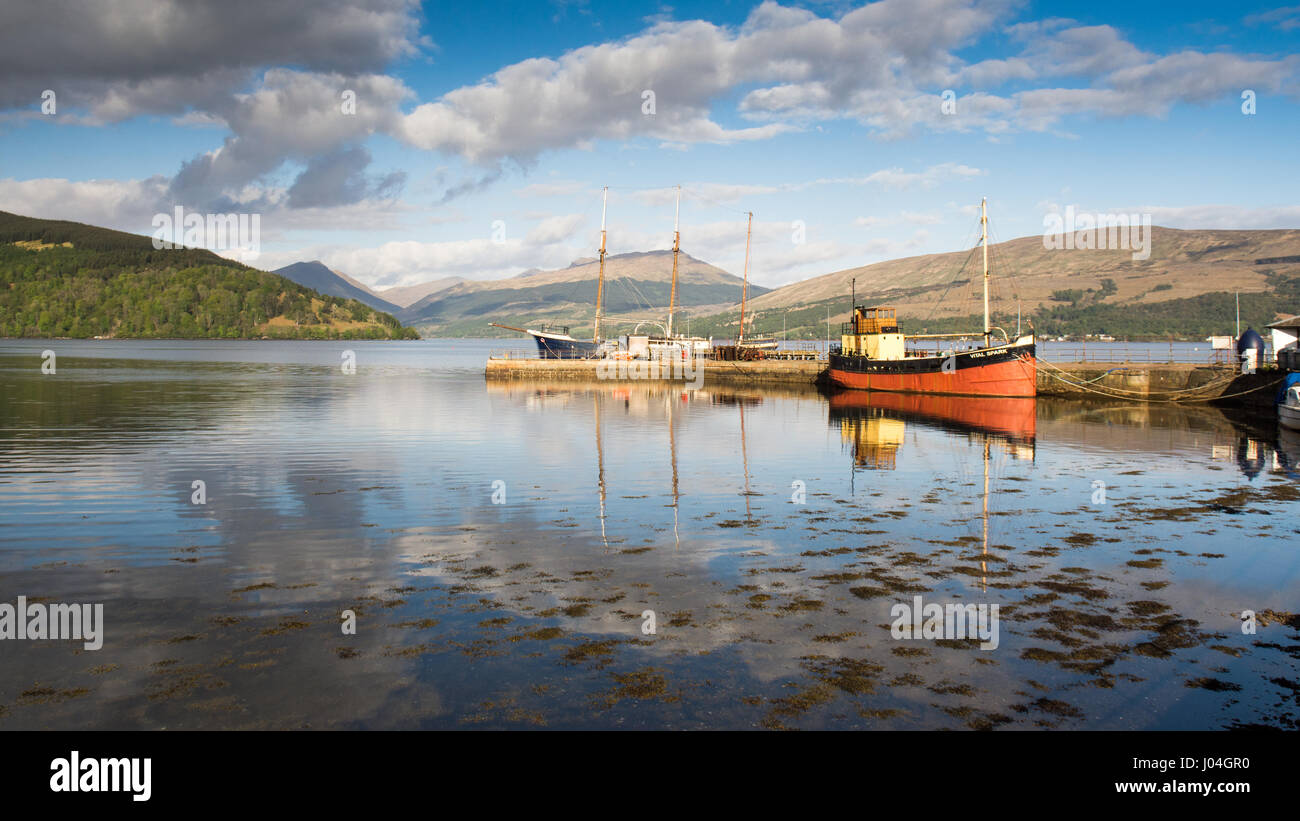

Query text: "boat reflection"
[488, 380, 725, 551]
[827, 389, 1038, 594]
[827, 390, 1037, 470]
[1278, 427, 1300, 478]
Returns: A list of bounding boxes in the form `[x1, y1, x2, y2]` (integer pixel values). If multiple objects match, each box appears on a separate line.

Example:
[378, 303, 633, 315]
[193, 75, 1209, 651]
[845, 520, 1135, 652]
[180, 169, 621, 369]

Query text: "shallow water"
[0, 339, 1297, 729]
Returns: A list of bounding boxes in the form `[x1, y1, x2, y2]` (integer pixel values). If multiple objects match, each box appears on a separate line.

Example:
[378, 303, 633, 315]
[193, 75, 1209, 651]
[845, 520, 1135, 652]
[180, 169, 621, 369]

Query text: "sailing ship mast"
[739, 211, 752, 345]
[981, 436, 990, 593]
[595, 392, 608, 550]
[981, 197, 990, 349]
[740, 401, 752, 522]
[594, 186, 608, 342]
[668, 185, 680, 339]
[668, 391, 680, 549]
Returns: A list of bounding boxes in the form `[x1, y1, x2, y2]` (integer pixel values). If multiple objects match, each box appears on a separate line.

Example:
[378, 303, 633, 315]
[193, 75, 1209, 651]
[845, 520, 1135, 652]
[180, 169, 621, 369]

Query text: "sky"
[1, 0, 1298, 290]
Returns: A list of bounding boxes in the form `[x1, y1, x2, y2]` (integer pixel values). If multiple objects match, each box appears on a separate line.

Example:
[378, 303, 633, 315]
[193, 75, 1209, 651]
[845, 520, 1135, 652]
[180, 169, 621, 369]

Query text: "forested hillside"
[0, 212, 417, 339]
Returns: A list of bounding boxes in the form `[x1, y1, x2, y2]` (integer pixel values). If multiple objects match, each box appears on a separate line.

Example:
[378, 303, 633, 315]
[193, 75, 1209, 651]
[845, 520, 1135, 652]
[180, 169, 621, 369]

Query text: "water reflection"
[1, 343, 1298, 730]
[829, 390, 1036, 470]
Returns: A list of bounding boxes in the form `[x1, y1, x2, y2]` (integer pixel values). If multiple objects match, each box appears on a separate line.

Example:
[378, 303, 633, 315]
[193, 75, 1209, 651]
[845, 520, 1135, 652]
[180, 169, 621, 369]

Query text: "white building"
[1267, 315, 1300, 353]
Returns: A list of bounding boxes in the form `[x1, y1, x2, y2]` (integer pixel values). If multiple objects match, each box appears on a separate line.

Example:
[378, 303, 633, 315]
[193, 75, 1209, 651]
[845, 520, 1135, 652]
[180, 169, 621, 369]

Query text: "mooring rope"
[1037, 359, 1286, 403]
[1039, 359, 1237, 397]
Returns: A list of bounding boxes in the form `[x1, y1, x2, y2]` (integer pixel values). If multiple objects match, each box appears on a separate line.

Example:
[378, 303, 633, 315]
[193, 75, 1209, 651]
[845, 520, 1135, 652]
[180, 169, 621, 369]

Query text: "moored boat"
[493, 186, 613, 359]
[645, 185, 711, 357]
[828, 199, 1037, 398]
[526, 325, 608, 359]
[1280, 384, 1300, 431]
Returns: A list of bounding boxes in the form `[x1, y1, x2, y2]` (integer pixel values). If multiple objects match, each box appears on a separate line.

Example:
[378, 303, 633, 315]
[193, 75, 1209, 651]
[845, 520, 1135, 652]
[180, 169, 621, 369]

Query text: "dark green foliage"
[0, 212, 417, 339]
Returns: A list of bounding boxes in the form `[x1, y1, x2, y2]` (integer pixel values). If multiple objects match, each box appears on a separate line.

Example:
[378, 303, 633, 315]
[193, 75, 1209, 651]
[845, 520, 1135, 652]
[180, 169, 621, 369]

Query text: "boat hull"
[528, 330, 602, 359]
[828, 390, 1036, 444]
[1280, 403, 1300, 431]
[829, 341, 1037, 397]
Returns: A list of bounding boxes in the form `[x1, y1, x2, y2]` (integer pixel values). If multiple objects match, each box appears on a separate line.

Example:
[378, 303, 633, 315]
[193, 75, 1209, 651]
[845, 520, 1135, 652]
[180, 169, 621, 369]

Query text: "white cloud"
[0, 0, 423, 117]
[0, 176, 169, 233]
[1138, 204, 1300, 230]
[525, 213, 587, 244]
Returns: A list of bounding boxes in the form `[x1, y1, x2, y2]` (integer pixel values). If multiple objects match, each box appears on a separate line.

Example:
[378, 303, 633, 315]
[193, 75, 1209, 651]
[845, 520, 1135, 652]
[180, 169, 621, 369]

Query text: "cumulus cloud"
[0, 176, 169, 232]
[286, 145, 406, 209]
[310, 237, 582, 288]
[165, 70, 411, 211]
[0, 0, 423, 118]
[525, 214, 587, 244]
[1, 1, 420, 215]
[5, 0, 1297, 271]
[629, 163, 984, 207]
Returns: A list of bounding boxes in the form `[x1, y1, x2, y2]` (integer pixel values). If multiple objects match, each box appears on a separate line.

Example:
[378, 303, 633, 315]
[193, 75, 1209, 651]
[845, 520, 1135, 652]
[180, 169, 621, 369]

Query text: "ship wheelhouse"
[840, 306, 905, 360]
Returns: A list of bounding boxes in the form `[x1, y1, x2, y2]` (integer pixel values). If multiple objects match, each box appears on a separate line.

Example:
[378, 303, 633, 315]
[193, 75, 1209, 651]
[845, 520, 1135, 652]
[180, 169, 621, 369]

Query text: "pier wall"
[486, 358, 1284, 407]
[485, 357, 824, 387]
[1035, 363, 1282, 408]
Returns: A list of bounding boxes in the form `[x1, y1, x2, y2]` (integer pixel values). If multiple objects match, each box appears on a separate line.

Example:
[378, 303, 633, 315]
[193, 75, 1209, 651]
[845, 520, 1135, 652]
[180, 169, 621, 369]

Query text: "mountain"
[376, 276, 466, 308]
[0, 212, 417, 339]
[273, 261, 402, 314]
[401, 249, 768, 336]
[685, 226, 1300, 340]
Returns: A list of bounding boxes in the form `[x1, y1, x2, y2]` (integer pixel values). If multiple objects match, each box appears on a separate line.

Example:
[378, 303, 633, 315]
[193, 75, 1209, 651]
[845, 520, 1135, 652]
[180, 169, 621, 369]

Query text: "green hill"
[0, 211, 417, 339]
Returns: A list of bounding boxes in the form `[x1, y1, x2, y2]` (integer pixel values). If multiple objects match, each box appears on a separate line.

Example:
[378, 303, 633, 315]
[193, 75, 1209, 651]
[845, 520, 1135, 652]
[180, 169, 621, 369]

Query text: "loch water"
[0, 339, 1296, 729]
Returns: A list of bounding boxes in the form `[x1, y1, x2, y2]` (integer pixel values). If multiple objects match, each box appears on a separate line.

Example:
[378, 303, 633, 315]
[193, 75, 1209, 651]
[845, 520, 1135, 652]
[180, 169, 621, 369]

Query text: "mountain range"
[686, 226, 1300, 340]
[282, 226, 1300, 340]
[5, 207, 1299, 341]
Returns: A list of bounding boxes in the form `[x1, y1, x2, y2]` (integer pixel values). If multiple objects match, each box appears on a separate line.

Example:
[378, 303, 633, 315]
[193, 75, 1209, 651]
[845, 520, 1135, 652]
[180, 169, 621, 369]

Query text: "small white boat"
[1280, 385, 1300, 431]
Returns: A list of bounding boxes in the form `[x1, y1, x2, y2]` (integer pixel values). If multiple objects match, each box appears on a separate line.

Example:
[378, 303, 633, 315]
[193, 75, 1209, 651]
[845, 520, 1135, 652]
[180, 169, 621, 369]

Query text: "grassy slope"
[691, 227, 1300, 341]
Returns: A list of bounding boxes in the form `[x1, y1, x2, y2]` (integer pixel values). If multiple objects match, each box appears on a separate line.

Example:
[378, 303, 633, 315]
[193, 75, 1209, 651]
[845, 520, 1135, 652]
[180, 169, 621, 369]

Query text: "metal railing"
[1039, 346, 1245, 366]
[488, 348, 536, 360]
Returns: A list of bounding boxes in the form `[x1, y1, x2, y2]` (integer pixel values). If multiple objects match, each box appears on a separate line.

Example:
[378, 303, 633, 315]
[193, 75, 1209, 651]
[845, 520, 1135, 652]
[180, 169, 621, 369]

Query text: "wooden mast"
[668, 392, 679, 549]
[740, 402, 752, 523]
[981, 196, 990, 348]
[595, 392, 607, 550]
[668, 185, 680, 339]
[739, 211, 752, 345]
[981, 436, 990, 593]
[594, 186, 608, 342]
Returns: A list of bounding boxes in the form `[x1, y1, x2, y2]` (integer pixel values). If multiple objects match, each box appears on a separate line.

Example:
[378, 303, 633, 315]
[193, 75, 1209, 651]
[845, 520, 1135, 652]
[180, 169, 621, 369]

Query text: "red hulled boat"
[827, 198, 1037, 398]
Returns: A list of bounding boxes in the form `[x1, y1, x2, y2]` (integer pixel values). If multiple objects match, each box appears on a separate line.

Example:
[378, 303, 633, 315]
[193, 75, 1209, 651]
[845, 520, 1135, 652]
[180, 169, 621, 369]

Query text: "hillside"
[273, 261, 402, 314]
[376, 277, 466, 308]
[689, 227, 1300, 340]
[0, 212, 417, 340]
[402, 249, 768, 337]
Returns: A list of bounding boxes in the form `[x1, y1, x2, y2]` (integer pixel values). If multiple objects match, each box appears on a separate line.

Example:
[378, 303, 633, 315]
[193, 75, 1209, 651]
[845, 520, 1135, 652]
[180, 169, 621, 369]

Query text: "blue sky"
[1, 0, 1298, 289]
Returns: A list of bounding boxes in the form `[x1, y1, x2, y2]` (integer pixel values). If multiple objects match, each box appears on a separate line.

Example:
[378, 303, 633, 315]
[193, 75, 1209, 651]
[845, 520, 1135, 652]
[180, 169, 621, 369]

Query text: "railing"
[488, 348, 536, 360]
[1039, 346, 1246, 366]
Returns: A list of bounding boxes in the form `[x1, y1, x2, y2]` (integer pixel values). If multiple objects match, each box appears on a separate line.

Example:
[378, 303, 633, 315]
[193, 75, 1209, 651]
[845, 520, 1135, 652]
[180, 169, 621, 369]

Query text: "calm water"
[1, 339, 1297, 729]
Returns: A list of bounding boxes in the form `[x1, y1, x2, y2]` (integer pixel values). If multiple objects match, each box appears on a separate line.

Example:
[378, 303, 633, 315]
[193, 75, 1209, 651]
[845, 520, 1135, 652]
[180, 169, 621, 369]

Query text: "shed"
[1267, 315, 1300, 352]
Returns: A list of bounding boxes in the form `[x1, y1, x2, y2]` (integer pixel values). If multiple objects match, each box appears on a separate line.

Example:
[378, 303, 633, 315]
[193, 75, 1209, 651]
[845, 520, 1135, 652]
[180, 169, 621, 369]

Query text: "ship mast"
[594, 186, 608, 341]
[595, 392, 607, 550]
[668, 392, 680, 550]
[981, 436, 990, 593]
[668, 185, 680, 338]
[739, 211, 752, 345]
[981, 196, 990, 348]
